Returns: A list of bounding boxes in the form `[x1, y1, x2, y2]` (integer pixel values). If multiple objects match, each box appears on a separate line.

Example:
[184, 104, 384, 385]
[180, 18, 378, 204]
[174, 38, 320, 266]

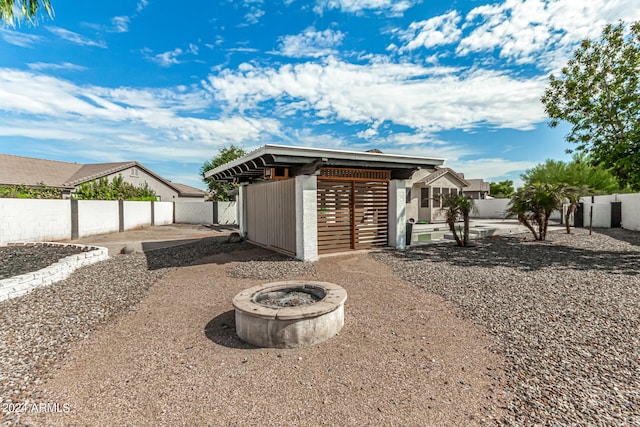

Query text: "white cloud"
[275, 28, 345, 58]
[0, 68, 282, 149]
[314, 0, 417, 16]
[111, 16, 131, 33]
[394, 11, 462, 52]
[27, 62, 87, 71]
[136, 0, 149, 13]
[0, 29, 43, 47]
[457, 0, 640, 68]
[444, 157, 537, 181]
[206, 58, 547, 134]
[46, 26, 106, 48]
[148, 44, 199, 67]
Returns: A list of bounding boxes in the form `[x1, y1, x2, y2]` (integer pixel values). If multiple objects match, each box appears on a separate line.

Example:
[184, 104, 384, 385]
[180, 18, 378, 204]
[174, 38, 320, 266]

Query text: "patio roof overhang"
[205, 144, 446, 182]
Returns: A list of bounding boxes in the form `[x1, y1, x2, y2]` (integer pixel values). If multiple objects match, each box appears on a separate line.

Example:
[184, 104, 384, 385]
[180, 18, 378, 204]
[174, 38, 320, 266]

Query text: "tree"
[200, 145, 246, 201]
[541, 21, 640, 190]
[74, 176, 157, 201]
[489, 180, 514, 198]
[1, 0, 52, 25]
[559, 184, 591, 234]
[521, 153, 623, 194]
[506, 183, 563, 241]
[439, 194, 476, 247]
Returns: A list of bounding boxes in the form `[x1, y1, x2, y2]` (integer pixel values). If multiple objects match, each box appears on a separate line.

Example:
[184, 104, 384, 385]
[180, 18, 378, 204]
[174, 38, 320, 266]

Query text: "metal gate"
[317, 168, 390, 254]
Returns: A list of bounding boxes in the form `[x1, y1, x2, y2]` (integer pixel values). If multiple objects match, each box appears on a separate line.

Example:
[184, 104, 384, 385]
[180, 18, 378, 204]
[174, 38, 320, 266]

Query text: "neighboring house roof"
[414, 167, 470, 187]
[205, 144, 445, 181]
[464, 179, 490, 193]
[0, 154, 82, 188]
[0, 153, 205, 197]
[169, 182, 208, 197]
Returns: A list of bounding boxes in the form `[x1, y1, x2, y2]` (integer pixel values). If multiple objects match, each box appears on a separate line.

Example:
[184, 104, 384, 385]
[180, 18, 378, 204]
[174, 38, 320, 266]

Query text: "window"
[432, 187, 440, 208]
[420, 188, 429, 208]
[451, 188, 458, 197]
[130, 167, 139, 177]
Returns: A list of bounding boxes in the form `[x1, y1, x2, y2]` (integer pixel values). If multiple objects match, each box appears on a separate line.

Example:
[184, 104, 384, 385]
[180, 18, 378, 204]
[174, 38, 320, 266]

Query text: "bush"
[0, 183, 63, 199]
[73, 176, 157, 201]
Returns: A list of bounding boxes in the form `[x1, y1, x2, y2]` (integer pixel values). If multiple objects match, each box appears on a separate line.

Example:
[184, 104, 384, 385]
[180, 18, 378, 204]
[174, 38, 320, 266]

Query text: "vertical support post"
[238, 184, 248, 237]
[388, 179, 406, 249]
[350, 180, 356, 250]
[70, 198, 79, 240]
[150, 201, 155, 226]
[212, 201, 218, 225]
[295, 175, 318, 262]
[118, 199, 124, 232]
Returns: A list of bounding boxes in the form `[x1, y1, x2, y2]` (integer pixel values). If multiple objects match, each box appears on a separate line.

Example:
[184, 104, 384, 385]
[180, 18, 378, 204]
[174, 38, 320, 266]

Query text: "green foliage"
[74, 176, 158, 201]
[521, 153, 624, 194]
[0, 183, 62, 199]
[489, 180, 515, 198]
[541, 21, 640, 190]
[506, 183, 564, 241]
[200, 144, 246, 201]
[439, 194, 476, 247]
[1, 0, 52, 25]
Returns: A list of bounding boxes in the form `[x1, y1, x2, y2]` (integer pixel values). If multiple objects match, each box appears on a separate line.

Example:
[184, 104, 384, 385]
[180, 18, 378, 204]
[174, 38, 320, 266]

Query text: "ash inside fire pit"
[255, 286, 325, 308]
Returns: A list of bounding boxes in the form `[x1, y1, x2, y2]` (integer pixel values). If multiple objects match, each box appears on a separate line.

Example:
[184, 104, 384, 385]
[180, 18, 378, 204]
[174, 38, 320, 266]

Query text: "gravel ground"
[0, 245, 87, 280]
[373, 228, 640, 426]
[15, 246, 505, 426]
[0, 236, 253, 426]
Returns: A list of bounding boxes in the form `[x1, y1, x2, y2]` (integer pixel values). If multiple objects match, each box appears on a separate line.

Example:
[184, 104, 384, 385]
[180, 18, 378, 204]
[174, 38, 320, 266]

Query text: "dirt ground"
[25, 228, 508, 426]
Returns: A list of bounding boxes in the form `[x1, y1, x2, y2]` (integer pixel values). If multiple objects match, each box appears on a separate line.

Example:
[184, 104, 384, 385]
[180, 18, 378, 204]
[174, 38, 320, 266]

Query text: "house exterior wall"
[406, 174, 465, 224]
[103, 167, 180, 202]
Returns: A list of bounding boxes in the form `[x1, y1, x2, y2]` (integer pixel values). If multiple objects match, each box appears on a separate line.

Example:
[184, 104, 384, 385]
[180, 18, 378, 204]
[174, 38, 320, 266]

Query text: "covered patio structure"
[205, 145, 444, 261]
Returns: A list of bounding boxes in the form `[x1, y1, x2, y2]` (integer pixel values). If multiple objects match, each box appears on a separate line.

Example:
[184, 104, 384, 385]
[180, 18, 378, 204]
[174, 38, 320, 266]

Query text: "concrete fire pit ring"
[232, 280, 347, 348]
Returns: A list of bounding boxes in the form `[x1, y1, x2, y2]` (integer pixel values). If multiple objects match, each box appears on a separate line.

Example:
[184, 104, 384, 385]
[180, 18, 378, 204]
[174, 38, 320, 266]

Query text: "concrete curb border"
[0, 242, 109, 302]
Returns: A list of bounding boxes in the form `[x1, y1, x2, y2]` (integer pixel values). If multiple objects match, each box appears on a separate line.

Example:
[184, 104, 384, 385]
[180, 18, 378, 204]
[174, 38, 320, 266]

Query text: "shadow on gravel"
[204, 310, 257, 349]
[394, 236, 640, 275]
[594, 228, 640, 247]
[143, 237, 254, 270]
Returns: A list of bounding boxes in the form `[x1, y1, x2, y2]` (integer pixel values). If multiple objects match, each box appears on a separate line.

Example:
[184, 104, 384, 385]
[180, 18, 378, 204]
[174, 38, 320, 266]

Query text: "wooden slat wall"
[354, 181, 388, 250]
[317, 178, 389, 254]
[246, 179, 296, 255]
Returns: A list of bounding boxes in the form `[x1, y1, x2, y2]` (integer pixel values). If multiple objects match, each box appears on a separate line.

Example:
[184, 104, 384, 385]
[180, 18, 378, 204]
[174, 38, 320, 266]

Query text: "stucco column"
[388, 179, 406, 250]
[237, 183, 248, 237]
[295, 175, 318, 262]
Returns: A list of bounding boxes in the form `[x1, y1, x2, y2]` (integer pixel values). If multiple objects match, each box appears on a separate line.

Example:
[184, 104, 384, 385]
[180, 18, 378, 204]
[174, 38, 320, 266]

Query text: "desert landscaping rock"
[2, 227, 639, 426]
[0, 245, 87, 280]
[374, 227, 640, 426]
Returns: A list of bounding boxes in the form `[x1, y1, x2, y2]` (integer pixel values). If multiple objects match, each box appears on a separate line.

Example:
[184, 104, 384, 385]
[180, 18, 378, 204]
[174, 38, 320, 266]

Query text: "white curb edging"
[0, 242, 110, 302]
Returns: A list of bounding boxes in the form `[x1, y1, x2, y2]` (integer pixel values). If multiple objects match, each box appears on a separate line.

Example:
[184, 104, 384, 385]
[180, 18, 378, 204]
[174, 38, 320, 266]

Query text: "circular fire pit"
[232, 281, 347, 348]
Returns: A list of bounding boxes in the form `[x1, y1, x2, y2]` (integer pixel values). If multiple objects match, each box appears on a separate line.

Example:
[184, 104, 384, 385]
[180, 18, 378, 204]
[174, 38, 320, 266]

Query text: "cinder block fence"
[0, 199, 237, 246]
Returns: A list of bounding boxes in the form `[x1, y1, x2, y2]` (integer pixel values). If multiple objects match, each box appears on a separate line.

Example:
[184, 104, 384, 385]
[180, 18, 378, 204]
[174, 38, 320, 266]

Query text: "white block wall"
[154, 202, 174, 225]
[619, 194, 640, 231]
[581, 203, 611, 228]
[175, 202, 214, 224]
[217, 201, 237, 225]
[78, 200, 119, 237]
[0, 199, 71, 245]
[469, 199, 512, 219]
[123, 201, 152, 230]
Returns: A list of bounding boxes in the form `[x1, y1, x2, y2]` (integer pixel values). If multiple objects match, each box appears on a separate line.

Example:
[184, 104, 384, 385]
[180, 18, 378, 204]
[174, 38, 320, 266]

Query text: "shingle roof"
[415, 167, 469, 187]
[0, 154, 82, 188]
[464, 179, 490, 193]
[0, 154, 204, 197]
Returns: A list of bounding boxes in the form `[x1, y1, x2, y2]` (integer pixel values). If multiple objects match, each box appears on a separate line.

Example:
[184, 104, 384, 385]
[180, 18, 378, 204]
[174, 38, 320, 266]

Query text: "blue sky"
[1, 0, 639, 189]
